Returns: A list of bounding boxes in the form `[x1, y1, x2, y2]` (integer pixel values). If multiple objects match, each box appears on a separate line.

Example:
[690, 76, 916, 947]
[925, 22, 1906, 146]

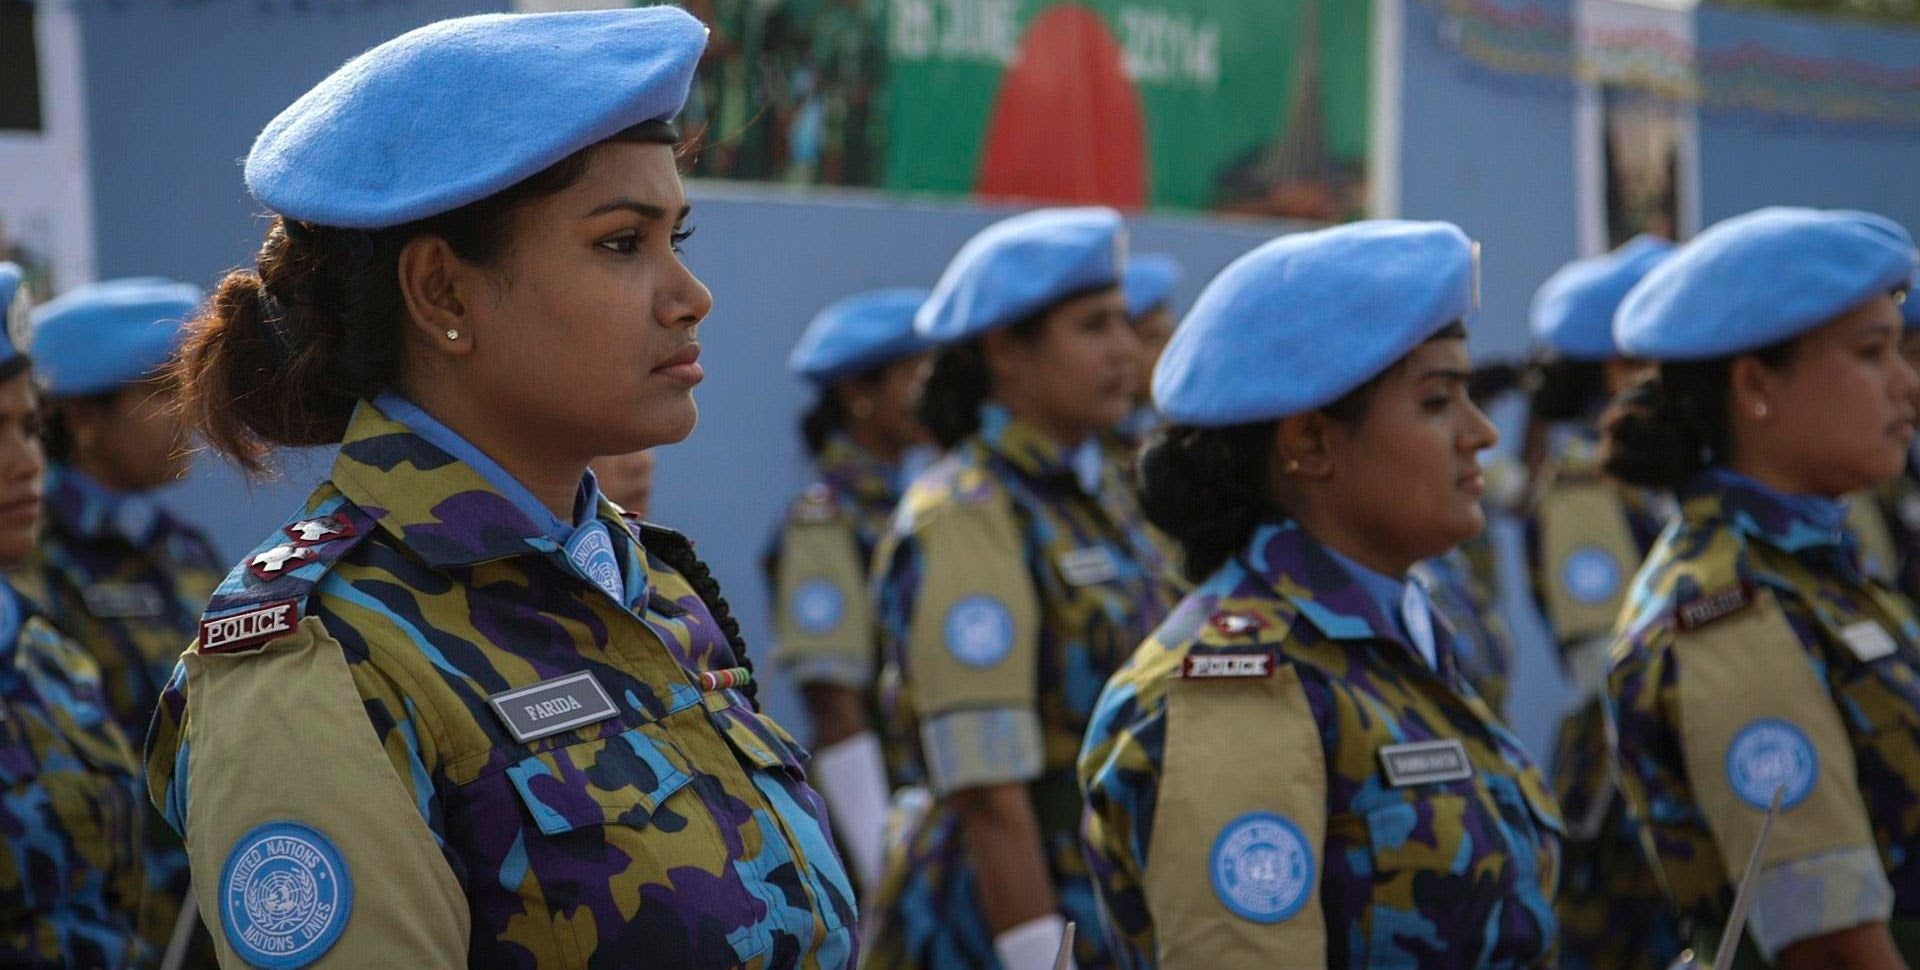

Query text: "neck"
[70, 454, 132, 493]
[1291, 506, 1417, 579]
[1727, 453, 1830, 499]
[997, 398, 1090, 451]
[400, 383, 585, 521]
[846, 423, 903, 466]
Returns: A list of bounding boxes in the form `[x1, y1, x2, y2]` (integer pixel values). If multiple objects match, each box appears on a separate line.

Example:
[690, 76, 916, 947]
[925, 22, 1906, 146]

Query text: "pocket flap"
[506, 726, 693, 836]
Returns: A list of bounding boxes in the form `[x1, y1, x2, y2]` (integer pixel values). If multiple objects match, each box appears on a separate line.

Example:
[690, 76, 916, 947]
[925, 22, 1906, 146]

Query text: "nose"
[657, 256, 713, 331]
[1461, 399, 1500, 453]
[0, 424, 42, 487]
[1895, 347, 1920, 410]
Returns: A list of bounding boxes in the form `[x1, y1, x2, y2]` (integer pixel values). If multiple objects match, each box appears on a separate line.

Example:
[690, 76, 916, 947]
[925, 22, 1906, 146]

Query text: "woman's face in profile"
[0, 372, 42, 565]
[461, 141, 714, 459]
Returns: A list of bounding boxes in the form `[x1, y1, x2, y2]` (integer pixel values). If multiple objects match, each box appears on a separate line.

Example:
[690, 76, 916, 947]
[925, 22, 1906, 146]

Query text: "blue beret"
[0, 264, 28, 371]
[1155, 220, 1478, 427]
[1530, 234, 1673, 361]
[31, 278, 202, 397]
[246, 7, 708, 229]
[1904, 274, 1920, 331]
[915, 207, 1126, 343]
[789, 288, 935, 384]
[1616, 207, 1917, 361]
[1124, 253, 1183, 319]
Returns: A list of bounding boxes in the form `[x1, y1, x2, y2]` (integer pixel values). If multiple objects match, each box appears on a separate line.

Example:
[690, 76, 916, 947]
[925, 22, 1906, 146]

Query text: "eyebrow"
[1417, 368, 1472, 382]
[585, 198, 690, 222]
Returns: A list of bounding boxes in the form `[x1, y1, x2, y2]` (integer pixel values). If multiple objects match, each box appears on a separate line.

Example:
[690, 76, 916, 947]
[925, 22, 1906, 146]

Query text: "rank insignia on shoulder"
[1183, 653, 1273, 679]
[1379, 738, 1474, 787]
[200, 599, 301, 654]
[1208, 610, 1267, 637]
[284, 513, 358, 546]
[790, 484, 839, 524]
[1674, 581, 1757, 632]
[248, 543, 315, 581]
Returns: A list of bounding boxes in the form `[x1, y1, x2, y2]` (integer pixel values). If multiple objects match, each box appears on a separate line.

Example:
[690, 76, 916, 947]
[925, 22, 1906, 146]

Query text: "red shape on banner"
[976, 5, 1147, 209]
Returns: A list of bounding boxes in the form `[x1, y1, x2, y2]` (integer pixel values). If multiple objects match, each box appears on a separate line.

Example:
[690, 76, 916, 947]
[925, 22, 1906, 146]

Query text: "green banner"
[678, 0, 1368, 217]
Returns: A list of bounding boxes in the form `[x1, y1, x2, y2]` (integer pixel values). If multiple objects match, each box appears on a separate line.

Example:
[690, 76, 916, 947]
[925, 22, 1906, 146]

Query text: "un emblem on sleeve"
[1210, 811, 1313, 924]
[220, 821, 353, 969]
[944, 595, 1014, 668]
[1726, 718, 1818, 810]
[1561, 546, 1622, 605]
[791, 578, 846, 635]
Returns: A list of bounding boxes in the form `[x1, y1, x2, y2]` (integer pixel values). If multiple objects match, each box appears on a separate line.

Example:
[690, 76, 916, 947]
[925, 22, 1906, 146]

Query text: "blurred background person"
[766, 286, 933, 894]
[589, 447, 656, 519]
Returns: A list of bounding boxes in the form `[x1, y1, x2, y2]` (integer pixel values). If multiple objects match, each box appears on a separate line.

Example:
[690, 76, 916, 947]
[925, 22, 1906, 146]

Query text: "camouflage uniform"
[1873, 459, 1920, 602]
[1608, 470, 1920, 965]
[1080, 520, 1563, 969]
[861, 406, 1171, 969]
[767, 433, 918, 787]
[12, 462, 221, 960]
[1524, 438, 1680, 970]
[1411, 548, 1515, 714]
[147, 398, 857, 968]
[0, 578, 146, 967]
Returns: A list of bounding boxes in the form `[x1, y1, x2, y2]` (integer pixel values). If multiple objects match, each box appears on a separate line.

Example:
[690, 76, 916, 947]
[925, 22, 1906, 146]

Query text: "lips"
[0, 494, 40, 521]
[652, 344, 703, 385]
[1458, 468, 1486, 497]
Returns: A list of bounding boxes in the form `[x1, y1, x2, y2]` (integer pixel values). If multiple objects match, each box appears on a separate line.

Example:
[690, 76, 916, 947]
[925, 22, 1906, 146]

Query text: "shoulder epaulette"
[197, 499, 376, 655]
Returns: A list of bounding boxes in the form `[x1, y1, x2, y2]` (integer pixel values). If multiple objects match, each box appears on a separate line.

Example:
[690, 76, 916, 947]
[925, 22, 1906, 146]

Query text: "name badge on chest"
[488, 671, 620, 743]
[82, 582, 168, 618]
[1057, 546, 1120, 586]
[1840, 620, 1899, 663]
[1379, 739, 1475, 787]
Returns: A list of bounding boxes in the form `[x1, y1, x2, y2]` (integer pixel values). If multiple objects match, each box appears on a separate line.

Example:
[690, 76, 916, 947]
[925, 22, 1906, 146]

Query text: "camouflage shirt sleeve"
[1079, 654, 1171, 968]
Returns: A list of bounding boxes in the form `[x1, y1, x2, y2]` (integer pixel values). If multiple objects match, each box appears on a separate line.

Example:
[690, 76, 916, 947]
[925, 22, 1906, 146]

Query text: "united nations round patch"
[1210, 811, 1313, 924]
[944, 595, 1015, 668]
[220, 821, 353, 968]
[1725, 718, 1818, 810]
[791, 578, 846, 635]
[1561, 546, 1623, 605]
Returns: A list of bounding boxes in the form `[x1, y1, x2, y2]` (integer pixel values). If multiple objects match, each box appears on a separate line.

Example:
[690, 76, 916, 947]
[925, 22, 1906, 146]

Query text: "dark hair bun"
[1138, 422, 1277, 583]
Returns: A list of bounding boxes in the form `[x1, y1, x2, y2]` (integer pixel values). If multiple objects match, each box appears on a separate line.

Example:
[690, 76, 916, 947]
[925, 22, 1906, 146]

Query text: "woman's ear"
[1275, 412, 1335, 479]
[1727, 353, 1778, 425]
[396, 235, 478, 359]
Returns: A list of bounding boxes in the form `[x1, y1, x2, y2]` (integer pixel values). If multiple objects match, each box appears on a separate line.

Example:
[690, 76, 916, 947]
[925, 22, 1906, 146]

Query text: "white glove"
[810, 731, 891, 892]
[994, 914, 1075, 970]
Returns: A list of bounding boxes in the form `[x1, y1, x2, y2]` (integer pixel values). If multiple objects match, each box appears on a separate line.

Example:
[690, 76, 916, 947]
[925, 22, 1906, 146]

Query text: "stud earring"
[1753, 402, 1769, 419]
[1284, 458, 1301, 473]
[445, 329, 460, 341]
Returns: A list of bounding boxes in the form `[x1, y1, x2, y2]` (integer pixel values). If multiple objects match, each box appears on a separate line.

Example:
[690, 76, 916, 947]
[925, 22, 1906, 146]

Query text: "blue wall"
[1695, 5, 1920, 230]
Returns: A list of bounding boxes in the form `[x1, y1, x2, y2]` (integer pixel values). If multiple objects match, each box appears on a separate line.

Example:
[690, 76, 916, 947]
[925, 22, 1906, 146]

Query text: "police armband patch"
[219, 821, 353, 968]
[944, 595, 1015, 668]
[1726, 717, 1817, 810]
[1210, 811, 1313, 924]
[1674, 581, 1756, 632]
[200, 600, 302, 655]
[1182, 652, 1273, 679]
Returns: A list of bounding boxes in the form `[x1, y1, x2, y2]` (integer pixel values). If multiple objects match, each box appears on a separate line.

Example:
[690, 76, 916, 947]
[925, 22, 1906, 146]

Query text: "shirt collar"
[332, 396, 614, 568]
[978, 403, 1105, 496]
[1238, 519, 1407, 647]
[816, 434, 903, 506]
[1687, 467, 1851, 555]
[46, 463, 163, 545]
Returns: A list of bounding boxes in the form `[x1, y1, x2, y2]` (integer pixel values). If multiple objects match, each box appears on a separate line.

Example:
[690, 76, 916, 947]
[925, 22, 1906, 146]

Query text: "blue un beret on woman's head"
[1615, 207, 1917, 361]
[1530, 234, 1673, 361]
[789, 288, 935, 384]
[1154, 220, 1478, 427]
[914, 207, 1126, 343]
[1123, 253, 1182, 319]
[246, 7, 709, 229]
[31, 278, 203, 397]
[1904, 274, 1920, 331]
[0, 264, 28, 370]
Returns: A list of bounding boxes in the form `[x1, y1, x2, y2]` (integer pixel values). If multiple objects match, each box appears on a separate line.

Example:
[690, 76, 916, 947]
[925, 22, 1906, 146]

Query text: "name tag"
[82, 582, 168, 618]
[1379, 739, 1475, 787]
[488, 671, 619, 743]
[1840, 620, 1898, 663]
[1182, 653, 1273, 679]
[1057, 546, 1119, 586]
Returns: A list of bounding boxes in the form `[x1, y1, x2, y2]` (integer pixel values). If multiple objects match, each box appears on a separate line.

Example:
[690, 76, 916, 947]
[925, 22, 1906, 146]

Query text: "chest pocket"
[1361, 773, 1562, 967]
[501, 697, 856, 966]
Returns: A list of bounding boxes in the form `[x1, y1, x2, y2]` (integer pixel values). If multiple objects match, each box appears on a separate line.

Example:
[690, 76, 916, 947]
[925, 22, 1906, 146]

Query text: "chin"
[632, 400, 698, 450]
[0, 531, 36, 568]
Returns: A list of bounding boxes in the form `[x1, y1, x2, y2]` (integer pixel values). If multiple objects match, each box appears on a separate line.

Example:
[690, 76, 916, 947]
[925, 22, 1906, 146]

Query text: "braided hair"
[640, 523, 760, 708]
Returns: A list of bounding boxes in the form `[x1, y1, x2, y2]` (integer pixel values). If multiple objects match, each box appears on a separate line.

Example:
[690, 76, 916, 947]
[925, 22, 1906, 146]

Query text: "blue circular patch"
[1561, 546, 1623, 605]
[1210, 811, 1314, 924]
[943, 595, 1014, 668]
[1726, 718, 1818, 810]
[219, 821, 353, 969]
[790, 578, 846, 635]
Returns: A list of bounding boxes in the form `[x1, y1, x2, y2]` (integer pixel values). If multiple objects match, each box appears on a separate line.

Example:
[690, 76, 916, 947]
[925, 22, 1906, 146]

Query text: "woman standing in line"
[146, 9, 856, 967]
[1604, 207, 1920, 968]
[1079, 221, 1563, 969]
[862, 208, 1170, 970]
